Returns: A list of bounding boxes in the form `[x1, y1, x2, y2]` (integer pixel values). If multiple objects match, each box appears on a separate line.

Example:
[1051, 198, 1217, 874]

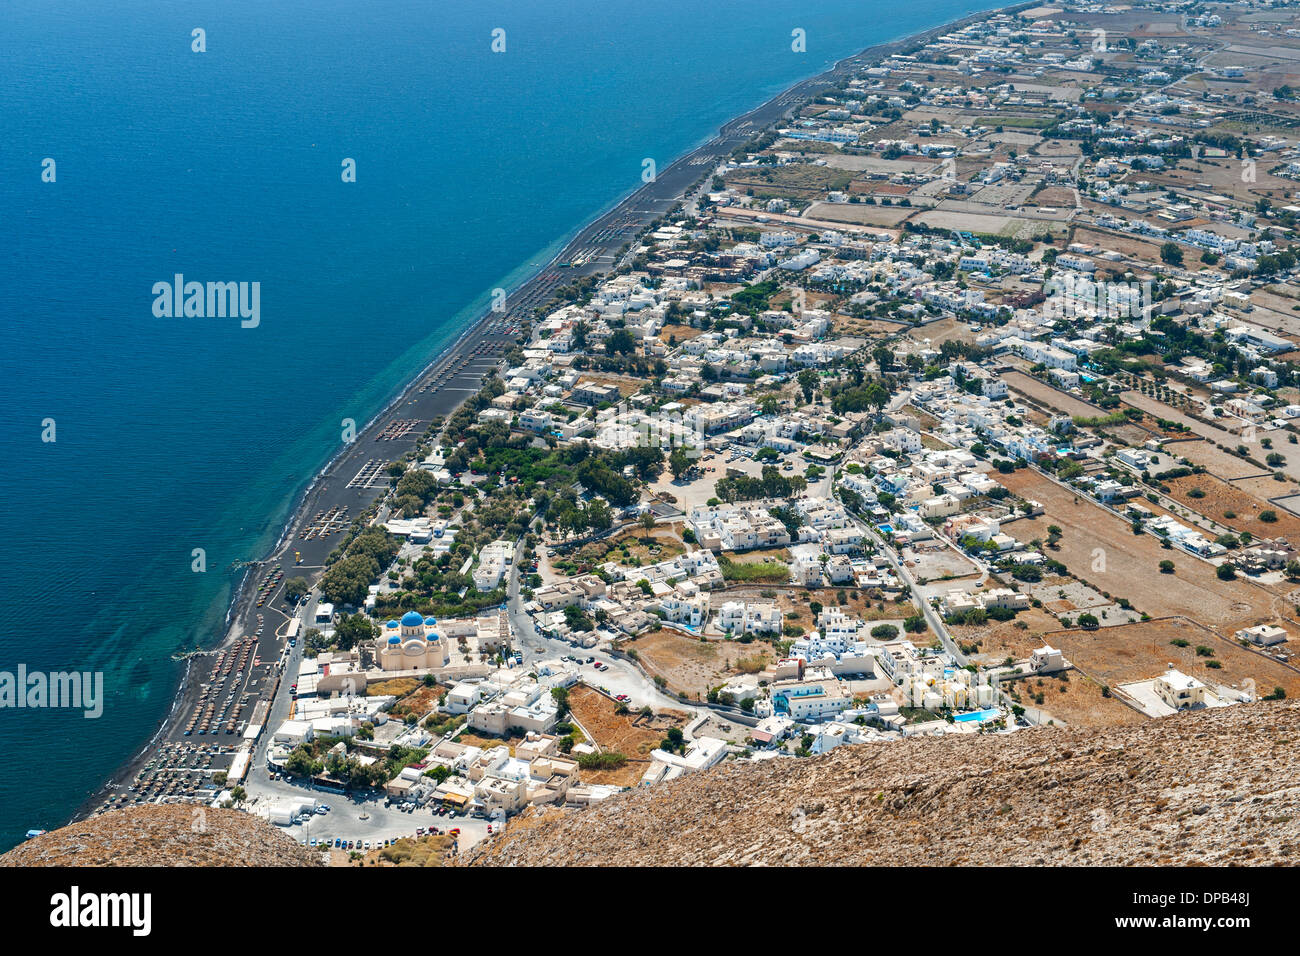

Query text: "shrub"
[577, 752, 627, 770]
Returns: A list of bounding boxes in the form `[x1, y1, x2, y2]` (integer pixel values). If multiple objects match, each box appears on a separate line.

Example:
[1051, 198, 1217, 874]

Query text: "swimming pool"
[952, 708, 1001, 723]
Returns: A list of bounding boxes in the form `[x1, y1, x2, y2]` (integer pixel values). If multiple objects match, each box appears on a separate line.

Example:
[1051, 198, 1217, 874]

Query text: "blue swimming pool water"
[953, 708, 1001, 723]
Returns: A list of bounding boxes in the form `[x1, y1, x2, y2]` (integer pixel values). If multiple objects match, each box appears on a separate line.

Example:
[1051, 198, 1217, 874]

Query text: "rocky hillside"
[1, 805, 321, 867]
[463, 701, 1300, 866]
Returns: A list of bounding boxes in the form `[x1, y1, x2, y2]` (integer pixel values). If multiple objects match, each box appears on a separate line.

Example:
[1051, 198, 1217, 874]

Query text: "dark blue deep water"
[0, 0, 994, 847]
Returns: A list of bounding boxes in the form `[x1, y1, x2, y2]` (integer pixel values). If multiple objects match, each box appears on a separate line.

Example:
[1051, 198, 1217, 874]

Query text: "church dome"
[400, 610, 425, 628]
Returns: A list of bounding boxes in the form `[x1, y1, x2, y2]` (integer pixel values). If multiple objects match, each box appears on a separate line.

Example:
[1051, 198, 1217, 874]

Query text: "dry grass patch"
[1006, 669, 1148, 730]
[567, 685, 688, 787]
[625, 629, 775, 700]
[1165, 473, 1300, 539]
[1053, 617, 1300, 700]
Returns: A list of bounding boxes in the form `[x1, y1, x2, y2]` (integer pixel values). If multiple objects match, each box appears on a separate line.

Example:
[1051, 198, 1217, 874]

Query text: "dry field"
[574, 373, 643, 398]
[368, 677, 420, 698]
[1170, 438, 1269, 481]
[951, 605, 1064, 662]
[909, 316, 972, 347]
[1106, 422, 1160, 446]
[1032, 186, 1077, 207]
[1070, 226, 1170, 264]
[1164, 473, 1300, 539]
[837, 317, 909, 336]
[777, 587, 914, 631]
[1004, 669, 1148, 730]
[660, 322, 708, 344]
[567, 684, 689, 787]
[1121, 391, 1244, 447]
[1002, 370, 1105, 419]
[624, 629, 773, 699]
[1051, 617, 1300, 701]
[1232, 473, 1300, 504]
[996, 468, 1284, 634]
[913, 209, 1049, 238]
[390, 684, 445, 721]
[803, 202, 915, 227]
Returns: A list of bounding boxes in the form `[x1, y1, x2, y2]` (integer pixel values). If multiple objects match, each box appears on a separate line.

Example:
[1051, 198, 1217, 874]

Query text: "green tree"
[334, 612, 377, 652]
[797, 368, 819, 404]
[669, 447, 692, 479]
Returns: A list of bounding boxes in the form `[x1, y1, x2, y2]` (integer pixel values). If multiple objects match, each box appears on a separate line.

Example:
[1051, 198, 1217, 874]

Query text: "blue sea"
[0, 0, 994, 848]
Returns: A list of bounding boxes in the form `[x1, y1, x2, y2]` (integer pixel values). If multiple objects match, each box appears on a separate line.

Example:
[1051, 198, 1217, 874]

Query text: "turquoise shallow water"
[0, 0, 994, 847]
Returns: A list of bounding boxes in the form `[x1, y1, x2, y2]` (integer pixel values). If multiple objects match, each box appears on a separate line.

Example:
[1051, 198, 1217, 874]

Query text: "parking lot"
[243, 773, 493, 852]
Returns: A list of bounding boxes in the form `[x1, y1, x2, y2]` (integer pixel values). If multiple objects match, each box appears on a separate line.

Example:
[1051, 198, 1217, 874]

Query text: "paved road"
[833, 476, 969, 666]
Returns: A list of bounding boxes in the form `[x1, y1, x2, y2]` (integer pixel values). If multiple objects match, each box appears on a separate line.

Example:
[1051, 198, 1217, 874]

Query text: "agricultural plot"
[996, 468, 1283, 635]
[1050, 617, 1300, 702]
[1164, 473, 1300, 539]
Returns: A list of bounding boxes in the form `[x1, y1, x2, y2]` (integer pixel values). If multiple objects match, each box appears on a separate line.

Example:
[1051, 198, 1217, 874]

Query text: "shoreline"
[70, 0, 1024, 830]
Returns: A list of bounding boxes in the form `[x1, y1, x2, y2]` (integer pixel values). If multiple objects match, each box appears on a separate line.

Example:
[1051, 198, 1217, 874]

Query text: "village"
[88, 0, 1300, 864]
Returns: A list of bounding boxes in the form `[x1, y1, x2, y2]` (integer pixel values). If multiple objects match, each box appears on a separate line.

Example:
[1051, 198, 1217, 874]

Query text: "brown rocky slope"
[462, 701, 1300, 866]
[1, 805, 321, 867]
